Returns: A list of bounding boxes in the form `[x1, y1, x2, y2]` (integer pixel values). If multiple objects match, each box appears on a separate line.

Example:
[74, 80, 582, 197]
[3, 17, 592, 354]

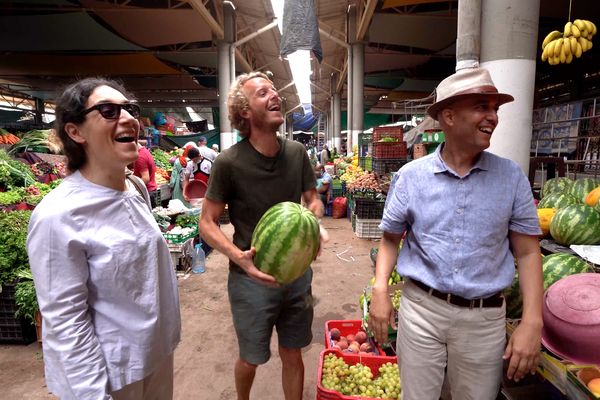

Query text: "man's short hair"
[188, 147, 200, 159]
[227, 71, 273, 137]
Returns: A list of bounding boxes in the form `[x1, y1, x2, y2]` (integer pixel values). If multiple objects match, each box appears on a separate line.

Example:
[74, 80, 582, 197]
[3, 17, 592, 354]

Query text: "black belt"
[411, 279, 504, 309]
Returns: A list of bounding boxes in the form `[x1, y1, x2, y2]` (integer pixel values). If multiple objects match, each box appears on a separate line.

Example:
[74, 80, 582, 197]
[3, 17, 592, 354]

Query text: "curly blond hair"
[227, 71, 273, 137]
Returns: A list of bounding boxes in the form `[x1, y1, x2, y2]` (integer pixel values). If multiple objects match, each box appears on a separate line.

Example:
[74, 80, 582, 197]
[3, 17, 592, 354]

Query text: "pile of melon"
[537, 177, 600, 246]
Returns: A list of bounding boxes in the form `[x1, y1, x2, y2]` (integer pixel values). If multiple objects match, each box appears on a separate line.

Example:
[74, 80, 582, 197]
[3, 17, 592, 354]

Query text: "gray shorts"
[227, 267, 314, 365]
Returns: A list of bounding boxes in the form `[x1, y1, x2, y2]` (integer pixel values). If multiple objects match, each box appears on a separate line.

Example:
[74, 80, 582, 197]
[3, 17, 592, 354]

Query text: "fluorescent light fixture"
[271, 0, 312, 112]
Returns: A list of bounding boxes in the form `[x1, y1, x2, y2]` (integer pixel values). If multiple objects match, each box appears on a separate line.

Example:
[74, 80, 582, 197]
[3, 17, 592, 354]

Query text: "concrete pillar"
[287, 114, 294, 139]
[333, 91, 342, 154]
[456, 0, 481, 70]
[219, 2, 236, 150]
[351, 41, 364, 155]
[346, 5, 356, 155]
[481, 0, 540, 174]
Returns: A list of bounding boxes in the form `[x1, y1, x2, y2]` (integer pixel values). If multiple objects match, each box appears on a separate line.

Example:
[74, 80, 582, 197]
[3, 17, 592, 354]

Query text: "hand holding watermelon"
[234, 247, 279, 287]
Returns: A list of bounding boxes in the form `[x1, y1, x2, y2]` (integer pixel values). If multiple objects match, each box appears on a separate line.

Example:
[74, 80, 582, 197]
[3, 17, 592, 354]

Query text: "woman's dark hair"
[54, 77, 135, 172]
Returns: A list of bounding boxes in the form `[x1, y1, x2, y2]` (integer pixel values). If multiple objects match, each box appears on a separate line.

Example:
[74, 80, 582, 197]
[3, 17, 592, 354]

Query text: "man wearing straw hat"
[369, 67, 543, 400]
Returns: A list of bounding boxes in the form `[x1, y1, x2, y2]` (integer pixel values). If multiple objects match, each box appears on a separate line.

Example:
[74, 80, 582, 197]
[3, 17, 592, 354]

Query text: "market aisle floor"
[0, 216, 379, 399]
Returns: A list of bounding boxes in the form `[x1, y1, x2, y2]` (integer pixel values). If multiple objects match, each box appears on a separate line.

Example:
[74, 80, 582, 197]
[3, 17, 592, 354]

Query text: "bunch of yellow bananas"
[541, 19, 596, 65]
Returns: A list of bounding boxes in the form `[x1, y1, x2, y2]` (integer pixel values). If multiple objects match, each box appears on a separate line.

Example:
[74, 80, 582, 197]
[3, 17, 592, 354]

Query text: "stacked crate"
[372, 126, 408, 175]
[357, 132, 373, 171]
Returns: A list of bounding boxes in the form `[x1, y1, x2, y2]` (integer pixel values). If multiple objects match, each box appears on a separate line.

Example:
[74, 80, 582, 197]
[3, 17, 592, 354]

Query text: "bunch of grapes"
[321, 353, 401, 399]
[373, 362, 401, 399]
[391, 289, 402, 310]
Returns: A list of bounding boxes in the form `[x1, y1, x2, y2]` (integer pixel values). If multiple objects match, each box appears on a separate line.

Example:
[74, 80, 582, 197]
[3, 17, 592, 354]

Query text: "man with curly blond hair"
[199, 72, 328, 400]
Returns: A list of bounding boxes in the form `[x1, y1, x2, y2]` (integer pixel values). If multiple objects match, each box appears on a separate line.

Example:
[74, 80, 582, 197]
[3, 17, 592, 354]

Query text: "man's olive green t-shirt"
[205, 137, 316, 271]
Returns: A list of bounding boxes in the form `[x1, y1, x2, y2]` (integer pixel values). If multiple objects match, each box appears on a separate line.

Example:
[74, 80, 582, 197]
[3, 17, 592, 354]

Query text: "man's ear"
[439, 108, 454, 127]
[64, 122, 86, 144]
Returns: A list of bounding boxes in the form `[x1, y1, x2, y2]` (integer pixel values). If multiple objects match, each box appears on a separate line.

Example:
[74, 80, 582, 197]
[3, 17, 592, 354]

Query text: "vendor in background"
[315, 163, 332, 208]
[182, 147, 212, 201]
[26, 77, 180, 400]
[133, 131, 159, 207]
[169, 144, 194, 207]
[197, 135, 218, 162]
[368, 67, 543, 400]
[320, 144, 331, 164]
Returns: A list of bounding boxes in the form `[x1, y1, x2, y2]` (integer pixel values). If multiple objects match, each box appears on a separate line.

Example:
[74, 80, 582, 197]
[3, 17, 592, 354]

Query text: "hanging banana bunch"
[541, 19, 596, 65]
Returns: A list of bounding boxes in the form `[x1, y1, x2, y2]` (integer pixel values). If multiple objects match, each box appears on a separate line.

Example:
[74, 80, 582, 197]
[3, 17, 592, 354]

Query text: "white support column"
[456, 0, 481, 71]
[481, 0, 540, 174]
[219, 2, 236, 149]
[351, 41, 364, 155]
[346, 4, 356, 155]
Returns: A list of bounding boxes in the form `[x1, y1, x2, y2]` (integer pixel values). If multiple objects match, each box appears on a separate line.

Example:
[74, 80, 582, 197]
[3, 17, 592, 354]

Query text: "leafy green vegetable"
[0, 211, 32, 286]
[14, 269, 38, 325]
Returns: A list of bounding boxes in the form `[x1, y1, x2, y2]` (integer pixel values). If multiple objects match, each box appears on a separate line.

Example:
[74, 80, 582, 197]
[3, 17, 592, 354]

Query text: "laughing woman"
[26, 78, 181, 400]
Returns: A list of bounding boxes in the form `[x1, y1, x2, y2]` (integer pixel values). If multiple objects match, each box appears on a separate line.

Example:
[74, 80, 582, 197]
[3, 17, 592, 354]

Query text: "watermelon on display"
[251, 201, 320, 284]
[542, 253, 591, 288]
[537, 192, 579, 209]
[569, 178, 600, 203]
[541, 177, 574, 199]
[550, 204, 600, 245]
[505, 253, 590, 319]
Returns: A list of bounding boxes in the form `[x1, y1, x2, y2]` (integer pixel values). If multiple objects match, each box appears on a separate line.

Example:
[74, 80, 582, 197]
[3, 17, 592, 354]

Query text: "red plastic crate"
[373, 127, 404, 142]
[316, 348, 399, 400]
[372, 142, 407, 159]
[324, 320, 392, 358]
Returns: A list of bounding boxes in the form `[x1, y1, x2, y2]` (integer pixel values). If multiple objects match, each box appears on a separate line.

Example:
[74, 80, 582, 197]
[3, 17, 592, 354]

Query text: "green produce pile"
[0, 149, 36, 189]
[175, 214, 198, 228]
[151, 148, 173, 171]
[0, 211, 31, 286]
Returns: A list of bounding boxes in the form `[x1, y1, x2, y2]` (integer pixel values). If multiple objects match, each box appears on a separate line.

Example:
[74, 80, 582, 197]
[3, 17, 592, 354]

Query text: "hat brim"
[427, 92, 514, 120]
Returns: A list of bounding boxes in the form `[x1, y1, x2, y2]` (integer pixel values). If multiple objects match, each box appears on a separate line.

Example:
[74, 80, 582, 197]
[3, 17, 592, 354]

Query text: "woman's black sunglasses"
[81, 103, 141, 120]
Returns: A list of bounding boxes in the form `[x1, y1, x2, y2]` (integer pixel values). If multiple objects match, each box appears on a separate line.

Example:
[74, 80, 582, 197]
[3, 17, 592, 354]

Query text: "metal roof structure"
[0, 0, 599, 123]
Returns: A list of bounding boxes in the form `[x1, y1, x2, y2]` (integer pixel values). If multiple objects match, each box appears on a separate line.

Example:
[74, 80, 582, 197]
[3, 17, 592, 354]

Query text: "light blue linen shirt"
[380, 145, 541, 299]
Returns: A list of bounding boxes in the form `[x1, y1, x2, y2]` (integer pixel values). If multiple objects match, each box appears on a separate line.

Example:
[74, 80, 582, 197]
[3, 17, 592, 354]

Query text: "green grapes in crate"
[321, 353, 401, 399]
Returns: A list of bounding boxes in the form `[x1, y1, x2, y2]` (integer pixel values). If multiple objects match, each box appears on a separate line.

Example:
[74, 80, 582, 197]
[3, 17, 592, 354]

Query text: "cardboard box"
[567, 365, 600, 400]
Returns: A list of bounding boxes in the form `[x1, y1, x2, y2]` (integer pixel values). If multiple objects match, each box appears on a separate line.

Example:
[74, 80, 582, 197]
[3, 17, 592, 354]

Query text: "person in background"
[368, 67, 543, 400]
[182, 147, 212, 201]
[211, 143, 220, 154]
[320, 144, 330, 164]
[314, 163, 332, 208]
[133, 131, 159, 207]
[169, 144, 194, 207]
[197, 135, 218, 162]
[198, 71, 327, 400]
[26, 77, 180, 400]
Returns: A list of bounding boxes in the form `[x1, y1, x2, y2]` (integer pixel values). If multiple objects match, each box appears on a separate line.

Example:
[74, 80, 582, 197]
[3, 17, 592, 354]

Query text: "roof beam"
[357, 0, 377, 40]
[185, 0, 224, 39]
[186, 0, 254, 72]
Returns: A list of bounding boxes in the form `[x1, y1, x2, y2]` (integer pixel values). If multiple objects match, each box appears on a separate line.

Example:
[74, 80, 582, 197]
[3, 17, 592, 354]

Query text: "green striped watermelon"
[251, 201, 320, 284]
[541, 177, 574, 199]
[542, 253, 590, 288]
[505, 275, 522, 319]
[550, 204, 600, 245]
[505, 253, 590, 318]
[537, 192, 579, 209]
[569, 178, 600, 203]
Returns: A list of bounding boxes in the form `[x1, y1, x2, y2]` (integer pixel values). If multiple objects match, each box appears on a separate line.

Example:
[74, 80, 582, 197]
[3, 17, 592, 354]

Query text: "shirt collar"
[432, 143, 490, 175]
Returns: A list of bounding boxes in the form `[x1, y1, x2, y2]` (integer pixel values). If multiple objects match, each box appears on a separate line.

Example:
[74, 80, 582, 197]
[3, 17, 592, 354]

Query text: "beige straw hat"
[427, 68, 514, 120]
